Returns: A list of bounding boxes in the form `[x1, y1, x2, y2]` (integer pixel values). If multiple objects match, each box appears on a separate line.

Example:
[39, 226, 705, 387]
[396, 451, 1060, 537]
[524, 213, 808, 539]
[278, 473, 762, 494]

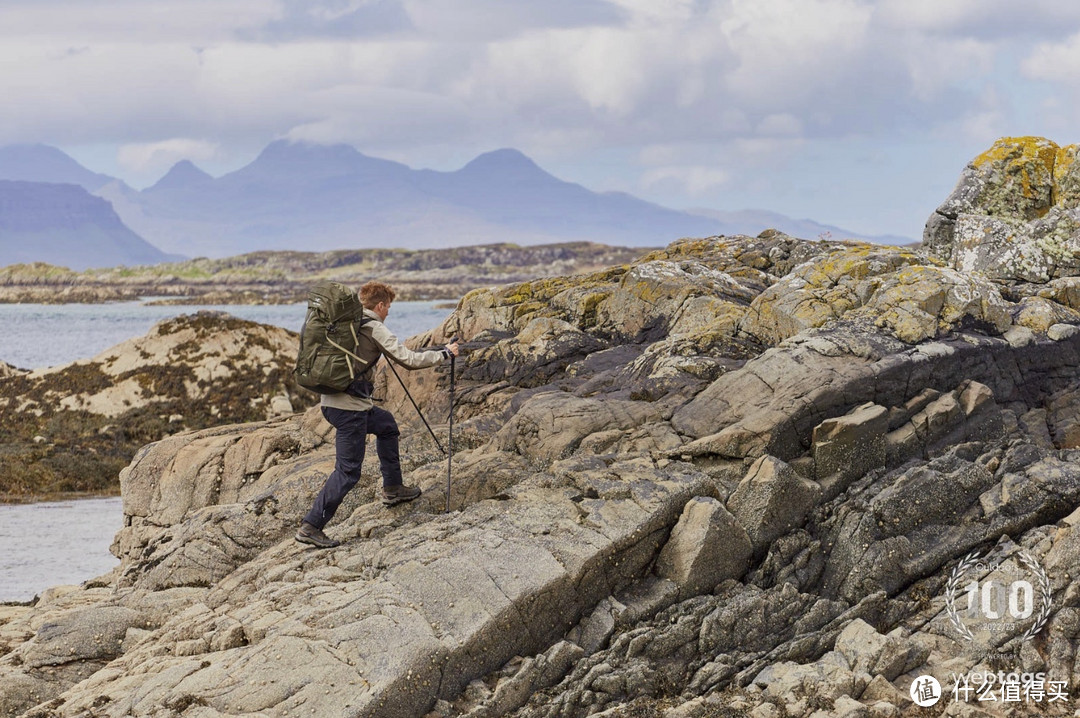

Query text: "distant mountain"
[0, 181, 177, 270]
[0, 144, 120, 193]
[0, 142, 914, 263]
[145, 160, 213, 194]
[686, 208, 914, 246]
[96, 141, 726, 257]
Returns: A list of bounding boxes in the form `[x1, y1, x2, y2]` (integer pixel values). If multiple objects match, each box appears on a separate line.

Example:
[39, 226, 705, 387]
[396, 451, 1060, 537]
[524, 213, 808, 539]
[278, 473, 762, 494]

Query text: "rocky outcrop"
[0, 242, 647, 304]
[924, 135, 1080, 282]
[0, 312, 315, 498]
[5, 139, 1080, 718]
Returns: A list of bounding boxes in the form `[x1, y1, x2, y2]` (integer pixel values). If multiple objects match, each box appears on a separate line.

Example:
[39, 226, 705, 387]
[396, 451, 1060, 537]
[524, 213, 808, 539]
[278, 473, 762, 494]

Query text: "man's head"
[360, 281, 396, 321]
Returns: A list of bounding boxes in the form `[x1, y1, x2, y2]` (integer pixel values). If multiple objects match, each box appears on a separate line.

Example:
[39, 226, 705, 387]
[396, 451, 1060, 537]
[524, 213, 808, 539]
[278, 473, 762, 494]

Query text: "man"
[296, 280, 459, 549]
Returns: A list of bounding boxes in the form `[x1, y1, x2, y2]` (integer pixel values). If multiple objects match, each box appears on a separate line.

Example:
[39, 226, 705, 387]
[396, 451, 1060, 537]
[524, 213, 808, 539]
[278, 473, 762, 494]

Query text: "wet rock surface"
[4, 138, 1080, 717]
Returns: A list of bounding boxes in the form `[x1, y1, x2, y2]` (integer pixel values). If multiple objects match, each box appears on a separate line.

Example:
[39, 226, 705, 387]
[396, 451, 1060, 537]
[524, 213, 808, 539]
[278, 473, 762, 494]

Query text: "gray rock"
[1004, 325, 1037, 347]
[728, 455, 822, 553]
[813, 403, 888, 500]
[22, 606, 142, 668]
[656, 497, 753, 597]
[1048, 322, 1080, 341]
[566, 598, 623, 655]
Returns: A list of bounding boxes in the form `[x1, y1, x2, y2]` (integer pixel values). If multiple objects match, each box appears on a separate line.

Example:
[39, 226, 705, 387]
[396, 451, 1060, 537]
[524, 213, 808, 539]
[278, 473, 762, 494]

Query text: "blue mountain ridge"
[0, 180, 177, 270]
[1, 142, 914, 266]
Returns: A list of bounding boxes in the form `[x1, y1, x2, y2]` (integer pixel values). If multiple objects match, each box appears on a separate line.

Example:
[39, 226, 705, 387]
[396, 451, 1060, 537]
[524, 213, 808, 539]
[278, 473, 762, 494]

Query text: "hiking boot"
[382, 484, 422, 507]
[295, 521, 340, 549]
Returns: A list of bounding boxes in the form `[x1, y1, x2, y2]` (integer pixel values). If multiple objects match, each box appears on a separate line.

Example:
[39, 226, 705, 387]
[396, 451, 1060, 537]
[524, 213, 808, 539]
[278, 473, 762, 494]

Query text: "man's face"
[374, 300, 391, 322]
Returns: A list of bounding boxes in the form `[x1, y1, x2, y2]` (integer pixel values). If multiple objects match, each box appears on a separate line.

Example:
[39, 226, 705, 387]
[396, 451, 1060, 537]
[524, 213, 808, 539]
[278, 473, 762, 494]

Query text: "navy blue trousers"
[303, 405, 403, 529]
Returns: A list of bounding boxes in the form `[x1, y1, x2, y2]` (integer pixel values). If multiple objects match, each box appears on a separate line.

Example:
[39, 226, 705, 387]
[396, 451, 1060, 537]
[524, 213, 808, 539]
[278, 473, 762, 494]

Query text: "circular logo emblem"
[910, 675, 942, 707]
[945, 548, 1052, 647]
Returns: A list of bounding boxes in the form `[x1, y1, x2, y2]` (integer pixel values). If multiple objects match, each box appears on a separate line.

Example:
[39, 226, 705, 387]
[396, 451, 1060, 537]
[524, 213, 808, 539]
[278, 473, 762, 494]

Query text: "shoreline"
[0, 488, 122, 505]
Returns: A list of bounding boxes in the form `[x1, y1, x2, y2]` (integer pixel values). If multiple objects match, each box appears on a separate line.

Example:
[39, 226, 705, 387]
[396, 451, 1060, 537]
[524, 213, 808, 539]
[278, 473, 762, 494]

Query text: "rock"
[0, 311, 318, 497]
[566, 598, 623, 655]
[1047, 383, 1080, 448]
[1013, 296, 1080, 333]
[925, 136, 1080, 281]
[268, 393, 294, 416]
[1048, 322, 1080, 341]
[12, 215, 1080, 718]
[1004, 325, 1036, 347]
[832, 695, 872, 717]
[852, 266, 1012, 343]
[493, 392, 663, 462]
[749, 703, 781, 718]
[21, 606, 142, 668]
[465, 641, 585, 718]
[739, 245, 925, 345]
[885, 381, 1002, 465]
[860, 675, 909, 705]
[0, 672, 54, 718]
[833, 620, 928, 682]
[755, 660, 864, 702]
[813, 403, 888, 500]
[727, 455, 822, 553]
[656, 497, 753, 598]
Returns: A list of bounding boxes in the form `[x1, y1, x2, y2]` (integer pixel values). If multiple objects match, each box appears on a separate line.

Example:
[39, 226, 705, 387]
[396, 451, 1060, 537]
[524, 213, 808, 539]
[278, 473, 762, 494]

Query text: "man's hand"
[445, 341, 460, 357]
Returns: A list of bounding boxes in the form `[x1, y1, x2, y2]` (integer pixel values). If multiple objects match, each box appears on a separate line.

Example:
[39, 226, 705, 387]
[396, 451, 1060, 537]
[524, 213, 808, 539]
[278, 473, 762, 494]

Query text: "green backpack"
[293, 281, 371, 394]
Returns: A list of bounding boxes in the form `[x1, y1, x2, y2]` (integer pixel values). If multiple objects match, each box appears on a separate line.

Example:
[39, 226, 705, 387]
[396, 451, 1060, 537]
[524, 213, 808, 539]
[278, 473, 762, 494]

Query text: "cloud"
[0, 0, 276, 42]
[641, 165, 732, 196]
[242, 0, 414, 41]
[117, 139, 221, 175]
[0, 0, 1068, 242]
[1023, 33, 1080, 82]
[0, 0, 1023, 155]
[876, 0, 1080, 40]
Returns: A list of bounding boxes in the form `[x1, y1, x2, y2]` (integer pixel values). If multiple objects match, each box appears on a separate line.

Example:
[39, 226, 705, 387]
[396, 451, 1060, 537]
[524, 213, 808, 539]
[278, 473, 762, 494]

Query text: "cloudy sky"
[3, 0, 1079, 241]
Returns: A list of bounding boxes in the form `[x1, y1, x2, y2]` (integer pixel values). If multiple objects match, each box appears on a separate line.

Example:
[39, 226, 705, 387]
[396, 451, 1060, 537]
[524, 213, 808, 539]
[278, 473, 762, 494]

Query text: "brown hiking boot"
[295, 521, 341, 549]
[381, 484, 422, 507]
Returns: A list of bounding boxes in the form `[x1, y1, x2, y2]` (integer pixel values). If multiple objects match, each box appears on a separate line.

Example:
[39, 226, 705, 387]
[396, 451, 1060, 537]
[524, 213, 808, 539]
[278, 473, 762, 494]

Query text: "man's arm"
[370, 322, 454, 369]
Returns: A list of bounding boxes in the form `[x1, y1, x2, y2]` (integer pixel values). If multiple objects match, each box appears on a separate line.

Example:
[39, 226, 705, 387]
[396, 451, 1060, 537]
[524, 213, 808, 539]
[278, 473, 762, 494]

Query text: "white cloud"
[0, 1, 276, 42]
[0, 0, 1070, 240]
[641, 165, 732, 196]
[719, 0, 873, 106]
[876, 0, 1080, 39]
[118, 139, 221, 174]
[1023, 33, 1080, 82]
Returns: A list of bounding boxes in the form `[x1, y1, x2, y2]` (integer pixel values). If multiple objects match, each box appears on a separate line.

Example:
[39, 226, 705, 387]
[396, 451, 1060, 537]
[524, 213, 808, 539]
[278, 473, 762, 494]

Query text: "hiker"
[296, 280, 459, 548]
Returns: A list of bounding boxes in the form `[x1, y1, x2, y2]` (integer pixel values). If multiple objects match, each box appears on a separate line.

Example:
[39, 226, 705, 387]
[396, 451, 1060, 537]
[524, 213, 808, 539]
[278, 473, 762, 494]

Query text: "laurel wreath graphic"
[945, 550, 980, 641]
[944, 548, 1053, 643]
[1018, 551, 1053, 642]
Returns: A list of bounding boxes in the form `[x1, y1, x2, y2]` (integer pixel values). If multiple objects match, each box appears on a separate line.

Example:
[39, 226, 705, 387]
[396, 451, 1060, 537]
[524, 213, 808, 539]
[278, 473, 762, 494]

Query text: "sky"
[3, 0, 1080, 242]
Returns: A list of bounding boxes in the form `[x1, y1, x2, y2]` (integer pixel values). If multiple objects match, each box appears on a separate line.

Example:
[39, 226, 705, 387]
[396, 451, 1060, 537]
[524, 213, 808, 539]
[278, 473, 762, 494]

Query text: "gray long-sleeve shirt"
[321, 308, 447, 412]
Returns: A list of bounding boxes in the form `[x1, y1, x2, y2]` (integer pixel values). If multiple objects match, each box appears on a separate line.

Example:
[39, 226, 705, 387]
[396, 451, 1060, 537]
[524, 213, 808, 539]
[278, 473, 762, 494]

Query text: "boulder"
[727, 456, 822, 553]
[924, 136, 1080, 281]
[655, 496, 753, 598]
[739, 245, 925, 345]
[812, 403, 888, 499]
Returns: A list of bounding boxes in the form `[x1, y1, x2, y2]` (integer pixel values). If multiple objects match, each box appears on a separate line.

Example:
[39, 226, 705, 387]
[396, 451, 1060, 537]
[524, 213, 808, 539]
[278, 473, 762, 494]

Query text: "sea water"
[0, 300, 454, 602]
[0, 299, 453, 370]
[0, 497, 124, 603]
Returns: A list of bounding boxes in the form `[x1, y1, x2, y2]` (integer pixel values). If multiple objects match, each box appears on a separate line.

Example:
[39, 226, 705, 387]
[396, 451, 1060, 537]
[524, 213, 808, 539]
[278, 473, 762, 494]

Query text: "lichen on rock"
[6, 195, 1080, 717]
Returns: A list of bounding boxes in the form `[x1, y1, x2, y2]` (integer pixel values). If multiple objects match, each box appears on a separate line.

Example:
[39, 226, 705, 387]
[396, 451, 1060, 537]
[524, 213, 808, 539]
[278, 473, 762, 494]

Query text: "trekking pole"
[383, 357, 446, 456]
[446, 338, 457, 513]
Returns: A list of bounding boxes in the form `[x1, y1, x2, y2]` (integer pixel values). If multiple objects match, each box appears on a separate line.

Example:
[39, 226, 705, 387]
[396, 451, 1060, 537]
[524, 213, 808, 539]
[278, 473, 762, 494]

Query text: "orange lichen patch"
[971, 136, 1058, 219]
[973, 136, 1059, 173]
